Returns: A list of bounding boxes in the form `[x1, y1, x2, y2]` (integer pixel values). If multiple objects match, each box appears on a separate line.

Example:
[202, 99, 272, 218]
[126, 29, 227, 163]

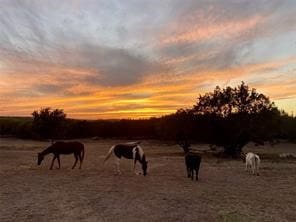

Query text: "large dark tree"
[32, 107, 66, 141]
[192, 82, 281, 157]
[193, 82, 275, 116]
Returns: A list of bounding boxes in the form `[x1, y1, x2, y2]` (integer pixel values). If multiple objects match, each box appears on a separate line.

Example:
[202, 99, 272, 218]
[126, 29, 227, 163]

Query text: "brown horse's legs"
[57, 155, 61, 169]
[72, 154, 78, 169]
[50, 155, 57, 170]
[78, 153, 83, 169]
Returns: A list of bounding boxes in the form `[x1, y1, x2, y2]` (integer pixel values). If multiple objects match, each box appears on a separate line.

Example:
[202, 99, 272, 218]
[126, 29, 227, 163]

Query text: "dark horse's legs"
[72, 154, 78, 169]
[50, 155, 57, 170]
[187, 167, 191, 178]
[196, 161, 201, 181]
[194, 169, 198, 181]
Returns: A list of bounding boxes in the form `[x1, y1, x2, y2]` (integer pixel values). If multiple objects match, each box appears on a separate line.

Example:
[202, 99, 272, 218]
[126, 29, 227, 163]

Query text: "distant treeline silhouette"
[1, 82, 295, 156]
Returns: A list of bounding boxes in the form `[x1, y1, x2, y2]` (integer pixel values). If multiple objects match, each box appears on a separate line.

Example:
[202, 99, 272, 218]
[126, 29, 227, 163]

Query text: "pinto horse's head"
[37, 153, 44, 165]
[142, 160, 148, 176]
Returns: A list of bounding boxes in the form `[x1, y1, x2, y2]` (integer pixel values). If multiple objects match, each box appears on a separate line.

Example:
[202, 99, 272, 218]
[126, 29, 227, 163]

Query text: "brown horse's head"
[142, 160, 148, 176]
[37, 153, 44, 165]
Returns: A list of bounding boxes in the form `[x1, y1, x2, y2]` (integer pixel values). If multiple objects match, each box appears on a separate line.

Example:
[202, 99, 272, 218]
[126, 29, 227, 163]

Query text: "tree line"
[1, 82, 295, 156]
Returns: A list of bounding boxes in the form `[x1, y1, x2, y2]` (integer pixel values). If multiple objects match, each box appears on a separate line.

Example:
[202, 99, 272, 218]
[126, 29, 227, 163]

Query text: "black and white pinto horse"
[104, 141, 148, 176]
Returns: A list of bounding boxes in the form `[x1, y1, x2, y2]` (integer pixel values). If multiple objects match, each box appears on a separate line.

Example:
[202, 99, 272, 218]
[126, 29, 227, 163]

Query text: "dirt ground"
[0, 138, 296, 222]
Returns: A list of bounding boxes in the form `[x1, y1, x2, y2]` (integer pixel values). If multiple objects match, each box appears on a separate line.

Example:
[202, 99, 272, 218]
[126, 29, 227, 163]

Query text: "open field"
[0, 138, 296, 222]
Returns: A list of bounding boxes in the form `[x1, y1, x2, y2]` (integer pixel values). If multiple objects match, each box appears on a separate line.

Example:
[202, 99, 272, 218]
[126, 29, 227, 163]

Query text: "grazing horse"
[104, 141, 148, 176]
[37, 141, 85, 170]
[185, 152, 202, 181]
[242, 152, 260, 175]
[178, 140, 202, 181]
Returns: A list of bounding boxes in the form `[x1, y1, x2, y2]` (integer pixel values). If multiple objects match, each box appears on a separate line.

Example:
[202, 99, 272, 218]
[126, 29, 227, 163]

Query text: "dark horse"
[37, 141, 85, 170]
[179, 140, 202, 181]
[104, 141, 148, 176]
[185, 152, 202, 181]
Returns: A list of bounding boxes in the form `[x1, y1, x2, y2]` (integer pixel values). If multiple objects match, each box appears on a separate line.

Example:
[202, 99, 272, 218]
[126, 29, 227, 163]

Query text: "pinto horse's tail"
[104, 145, 115, 166]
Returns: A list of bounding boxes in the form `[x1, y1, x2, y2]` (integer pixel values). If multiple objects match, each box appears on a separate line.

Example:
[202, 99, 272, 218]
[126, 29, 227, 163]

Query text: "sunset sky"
[0, 0, 295, 119]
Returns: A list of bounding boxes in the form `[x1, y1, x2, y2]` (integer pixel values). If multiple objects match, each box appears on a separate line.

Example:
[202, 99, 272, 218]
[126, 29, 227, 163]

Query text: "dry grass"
[0, 138, 296, 222]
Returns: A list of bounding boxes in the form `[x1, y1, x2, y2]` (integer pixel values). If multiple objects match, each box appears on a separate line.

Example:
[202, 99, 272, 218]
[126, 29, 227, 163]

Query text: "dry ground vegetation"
[0, 138, 296, 222]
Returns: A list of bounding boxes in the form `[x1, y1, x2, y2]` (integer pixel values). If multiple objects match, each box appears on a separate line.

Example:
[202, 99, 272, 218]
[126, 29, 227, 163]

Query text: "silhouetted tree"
[193, 82, 274, 116]
[192, 82, 281, 157]
[32, 107, 66, 142]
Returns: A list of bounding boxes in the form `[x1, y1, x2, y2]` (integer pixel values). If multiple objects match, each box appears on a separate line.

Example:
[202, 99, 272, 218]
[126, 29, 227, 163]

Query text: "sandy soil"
[0, 138, 296, 222]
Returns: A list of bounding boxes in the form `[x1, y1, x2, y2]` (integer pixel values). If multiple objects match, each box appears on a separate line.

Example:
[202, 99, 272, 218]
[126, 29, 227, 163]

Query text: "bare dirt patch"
[1, 138, 296, 221]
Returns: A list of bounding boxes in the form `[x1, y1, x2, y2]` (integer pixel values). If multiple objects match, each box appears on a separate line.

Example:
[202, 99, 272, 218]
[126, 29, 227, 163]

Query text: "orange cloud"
[161, 15, 263, 45]
[1, 56, 295, 119]
[0, 68, 198, 119]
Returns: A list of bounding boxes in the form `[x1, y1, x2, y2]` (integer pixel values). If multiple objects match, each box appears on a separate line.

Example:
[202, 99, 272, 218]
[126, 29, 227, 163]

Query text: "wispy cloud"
[161, 15, 263, 45]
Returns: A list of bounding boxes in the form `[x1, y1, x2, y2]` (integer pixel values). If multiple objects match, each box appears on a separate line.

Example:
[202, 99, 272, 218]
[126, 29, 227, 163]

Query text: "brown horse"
[37, 141, 85, 170]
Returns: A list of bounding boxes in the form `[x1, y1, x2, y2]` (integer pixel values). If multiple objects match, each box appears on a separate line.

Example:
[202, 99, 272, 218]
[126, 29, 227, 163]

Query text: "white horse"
[104, 141, 148, 176]
[244, 152, 260, 175]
